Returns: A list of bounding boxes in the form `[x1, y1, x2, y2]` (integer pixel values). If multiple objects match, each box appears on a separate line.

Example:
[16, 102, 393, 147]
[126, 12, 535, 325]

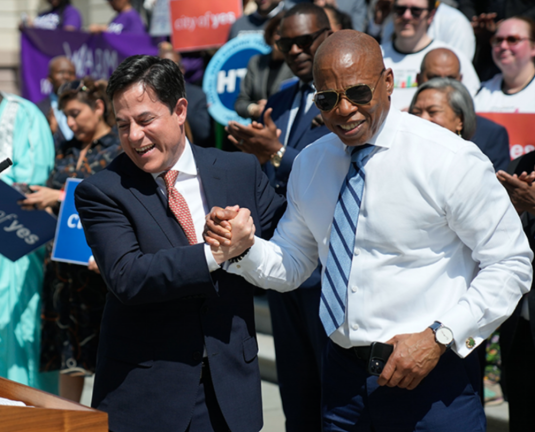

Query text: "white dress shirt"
[227, 107, 533, 358]
[152, 139, 219, 272]
[282, 82, 315, 146]
[474, 73, 535, 113]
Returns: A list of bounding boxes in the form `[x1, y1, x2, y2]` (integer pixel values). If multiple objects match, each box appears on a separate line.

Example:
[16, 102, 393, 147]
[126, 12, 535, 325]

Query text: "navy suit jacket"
[261, 82, 331, 197]
[471, 115, 510, 172]
[261, 82, 331, 290]
[74, 145, 285, 432]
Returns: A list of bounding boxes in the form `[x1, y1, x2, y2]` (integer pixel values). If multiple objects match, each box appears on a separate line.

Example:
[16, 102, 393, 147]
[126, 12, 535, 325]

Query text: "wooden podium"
[0, 377, 108, 431]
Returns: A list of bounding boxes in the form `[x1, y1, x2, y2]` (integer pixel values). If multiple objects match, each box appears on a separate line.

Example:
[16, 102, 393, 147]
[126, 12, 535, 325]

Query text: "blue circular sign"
[203, 35, 271, 125]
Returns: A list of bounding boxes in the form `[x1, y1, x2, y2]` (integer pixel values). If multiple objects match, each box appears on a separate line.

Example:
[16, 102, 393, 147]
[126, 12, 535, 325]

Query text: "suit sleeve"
[75, 180, 218, 306]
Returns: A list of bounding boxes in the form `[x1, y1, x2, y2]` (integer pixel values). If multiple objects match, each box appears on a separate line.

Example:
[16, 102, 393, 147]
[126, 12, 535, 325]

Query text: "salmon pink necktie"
[162, 170, 197, 245]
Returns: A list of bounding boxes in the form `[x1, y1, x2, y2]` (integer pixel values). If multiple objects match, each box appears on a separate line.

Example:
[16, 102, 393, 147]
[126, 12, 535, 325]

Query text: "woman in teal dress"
[0, 92, 58, 393]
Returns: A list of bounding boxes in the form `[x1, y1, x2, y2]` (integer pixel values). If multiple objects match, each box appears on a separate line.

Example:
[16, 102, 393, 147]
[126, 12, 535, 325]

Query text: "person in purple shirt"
[89, 0, 146, 35]
[28, 0, 82, 31]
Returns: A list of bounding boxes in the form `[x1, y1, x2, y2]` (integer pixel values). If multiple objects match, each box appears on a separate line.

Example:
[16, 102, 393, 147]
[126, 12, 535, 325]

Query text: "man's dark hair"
[282, 3, 331, 31]
[106, 55, 186, 113]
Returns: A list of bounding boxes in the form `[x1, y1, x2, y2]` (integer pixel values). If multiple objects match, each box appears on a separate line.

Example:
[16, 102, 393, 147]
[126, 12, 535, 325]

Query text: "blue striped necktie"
[320, 144, 376, 336]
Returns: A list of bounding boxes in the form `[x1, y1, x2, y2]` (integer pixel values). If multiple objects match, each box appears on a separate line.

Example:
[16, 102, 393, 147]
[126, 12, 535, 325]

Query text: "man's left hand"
[378, 328, 445, 390]
[226, 108, 283, 165]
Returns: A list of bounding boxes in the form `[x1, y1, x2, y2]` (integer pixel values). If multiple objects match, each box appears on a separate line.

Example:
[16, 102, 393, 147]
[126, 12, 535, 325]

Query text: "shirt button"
[354, 247, 360, 256]
[351, 323, 359, 331]
[236, 265, 241, 269]
[351, 285, 357, 293]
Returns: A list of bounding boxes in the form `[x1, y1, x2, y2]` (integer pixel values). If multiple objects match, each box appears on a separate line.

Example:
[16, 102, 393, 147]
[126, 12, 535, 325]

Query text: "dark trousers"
[186, 361, 230, 432]
[322, 340, 486, 432]
[268, 287, 328, 432]
[502, 318, 535, 432]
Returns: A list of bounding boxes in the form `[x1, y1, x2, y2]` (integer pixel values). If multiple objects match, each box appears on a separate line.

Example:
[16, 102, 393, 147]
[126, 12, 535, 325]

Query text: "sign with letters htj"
[203, 34, 271, 125]
[52, 178, 92, 265]
[0, 180, 57, 262]
[170, 0, 242, 52]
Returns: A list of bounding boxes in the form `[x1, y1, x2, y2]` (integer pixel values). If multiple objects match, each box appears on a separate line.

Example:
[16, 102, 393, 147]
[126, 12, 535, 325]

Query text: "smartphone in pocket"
[367, 342, 394, 376]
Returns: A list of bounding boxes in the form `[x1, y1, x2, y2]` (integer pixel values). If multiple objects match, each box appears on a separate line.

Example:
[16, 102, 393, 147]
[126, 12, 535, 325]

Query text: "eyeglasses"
[490, 35, 532, 47]
[393, 5, 430, 18]
[313, 69, 385, 112]
[58, 80, 87, 96]
[276, 28, 329, 54]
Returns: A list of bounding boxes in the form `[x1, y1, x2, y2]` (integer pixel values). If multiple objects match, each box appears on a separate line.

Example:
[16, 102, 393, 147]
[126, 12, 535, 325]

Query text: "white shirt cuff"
[204, 244, 221, 272]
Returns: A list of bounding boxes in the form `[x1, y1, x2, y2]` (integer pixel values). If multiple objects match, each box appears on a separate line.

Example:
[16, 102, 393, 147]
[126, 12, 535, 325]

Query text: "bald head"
[312, 30, 393, 148]
[417, 48, 461, 85]
[48, 56, 75, 94]
[314, 30, 384, 80]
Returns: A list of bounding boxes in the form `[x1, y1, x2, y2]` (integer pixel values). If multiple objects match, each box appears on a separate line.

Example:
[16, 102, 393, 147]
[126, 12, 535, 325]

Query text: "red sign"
[477, 112, 535, 160]
[170, 0, 242, 52]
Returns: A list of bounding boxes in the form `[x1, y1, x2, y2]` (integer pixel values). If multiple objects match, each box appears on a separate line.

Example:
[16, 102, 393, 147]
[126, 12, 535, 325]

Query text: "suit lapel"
[271, 83, 300, 146]
[288, 104, 321, 149]
[191, 145, 228, 212]
[120, 156, 187, 247]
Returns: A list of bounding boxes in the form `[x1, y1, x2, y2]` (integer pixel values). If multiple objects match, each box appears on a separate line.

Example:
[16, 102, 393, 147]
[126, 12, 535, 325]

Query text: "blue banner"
[51, 178, 92, 265]
[0, 180, 57, 262]
[203, 34, 271, 125]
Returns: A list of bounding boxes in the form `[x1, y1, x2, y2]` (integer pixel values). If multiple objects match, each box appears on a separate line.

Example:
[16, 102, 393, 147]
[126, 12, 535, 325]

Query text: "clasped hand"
[204, 206, 256, 265]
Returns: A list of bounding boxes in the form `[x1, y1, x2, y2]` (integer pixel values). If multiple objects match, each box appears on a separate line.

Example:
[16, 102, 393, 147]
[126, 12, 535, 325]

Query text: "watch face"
[436, 327, 453, 345]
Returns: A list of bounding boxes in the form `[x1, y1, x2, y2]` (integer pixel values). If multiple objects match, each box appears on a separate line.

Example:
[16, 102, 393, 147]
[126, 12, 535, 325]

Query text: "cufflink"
[465, 337, 475, 349]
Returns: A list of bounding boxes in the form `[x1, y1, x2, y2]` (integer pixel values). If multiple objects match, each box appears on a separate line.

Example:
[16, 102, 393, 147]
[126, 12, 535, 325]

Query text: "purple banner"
[21, 28, 159, 104]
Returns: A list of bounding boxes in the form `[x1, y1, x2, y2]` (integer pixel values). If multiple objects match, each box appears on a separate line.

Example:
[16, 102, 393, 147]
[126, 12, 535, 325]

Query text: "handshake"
[203, 206, 256, 265]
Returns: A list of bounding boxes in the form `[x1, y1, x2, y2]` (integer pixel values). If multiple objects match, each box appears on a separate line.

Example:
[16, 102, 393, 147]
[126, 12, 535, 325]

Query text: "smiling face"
[410, 88, 463, 135]
[314, 48, 393, 147]
[279, 13, 330, 82]
[49, 57, 76, 94]
[63, 98, 104, 143]
[113, 82, 188, 173]
[393, 0, 433, 42]
[492, 18, 535, 76]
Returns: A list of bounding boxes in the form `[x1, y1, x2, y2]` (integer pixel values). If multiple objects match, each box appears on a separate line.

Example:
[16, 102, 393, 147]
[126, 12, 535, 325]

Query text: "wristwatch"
[428, 321, 454, 349]
[270, 146, 286, 168]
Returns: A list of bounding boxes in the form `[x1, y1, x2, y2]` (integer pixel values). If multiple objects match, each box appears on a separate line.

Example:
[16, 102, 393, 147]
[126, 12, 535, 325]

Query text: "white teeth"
[340, 121, 361, 131]
[135, 144, 155, 154]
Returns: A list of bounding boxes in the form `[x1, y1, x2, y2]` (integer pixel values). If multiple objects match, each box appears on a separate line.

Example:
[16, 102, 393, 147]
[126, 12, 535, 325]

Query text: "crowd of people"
[2, 0, 535, 431]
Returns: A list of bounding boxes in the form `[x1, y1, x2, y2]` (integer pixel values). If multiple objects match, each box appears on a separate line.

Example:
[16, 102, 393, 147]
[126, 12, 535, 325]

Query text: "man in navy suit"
[226, 4, 332, 431]
[74, 55, 285, 432]
[417, 47, 510, 171]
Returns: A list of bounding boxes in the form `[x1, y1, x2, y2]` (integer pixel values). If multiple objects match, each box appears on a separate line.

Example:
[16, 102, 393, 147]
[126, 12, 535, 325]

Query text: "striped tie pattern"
[320, 144, 375, 336]
[162, 170, 198, 245]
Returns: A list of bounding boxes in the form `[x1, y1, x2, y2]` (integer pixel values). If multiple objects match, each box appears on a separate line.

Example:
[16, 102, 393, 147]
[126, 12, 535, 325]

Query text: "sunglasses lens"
[395, 6, 424, 17]
[276, 39, 291, 53]
[315, 92, 338, 111]
[346, 85, 373, 105]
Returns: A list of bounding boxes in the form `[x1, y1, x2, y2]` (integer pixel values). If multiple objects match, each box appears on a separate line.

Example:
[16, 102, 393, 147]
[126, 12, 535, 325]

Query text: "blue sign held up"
[52, 178, 92, 265]
[0, 180, 57, 262]
[203, 34, 271, 125]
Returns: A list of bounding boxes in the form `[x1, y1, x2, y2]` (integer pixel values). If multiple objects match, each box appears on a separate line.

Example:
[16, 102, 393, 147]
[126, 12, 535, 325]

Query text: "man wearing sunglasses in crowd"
[205, 30, 532, 431]
[226, 4, 332, 431]
[381, 0, 480, 110]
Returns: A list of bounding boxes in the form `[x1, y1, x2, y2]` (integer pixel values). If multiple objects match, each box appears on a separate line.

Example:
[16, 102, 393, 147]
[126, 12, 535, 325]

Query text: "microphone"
[0, 158, 12, 174]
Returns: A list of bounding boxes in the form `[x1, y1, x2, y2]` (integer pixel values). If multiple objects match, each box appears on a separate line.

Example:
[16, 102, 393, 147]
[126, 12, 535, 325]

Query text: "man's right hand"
[204, 206, 256, 264]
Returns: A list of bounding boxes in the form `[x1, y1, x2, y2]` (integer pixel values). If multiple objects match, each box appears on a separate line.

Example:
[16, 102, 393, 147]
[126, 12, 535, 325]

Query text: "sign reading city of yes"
[203, 35, 272, 125]
[52, 178, 92, 265]
[170, 0, 242, 51]
[0, 180, 57, 262]
[477, 112, 535, 160]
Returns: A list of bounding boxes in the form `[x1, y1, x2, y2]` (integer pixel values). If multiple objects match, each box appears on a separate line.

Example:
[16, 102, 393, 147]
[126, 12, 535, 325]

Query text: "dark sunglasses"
[313, 69, 385, 112]
[490, 35, 532, 47]
[393, 5, 430, 18]
[276, 28, 329, 54]
[58, 80, 87, 97]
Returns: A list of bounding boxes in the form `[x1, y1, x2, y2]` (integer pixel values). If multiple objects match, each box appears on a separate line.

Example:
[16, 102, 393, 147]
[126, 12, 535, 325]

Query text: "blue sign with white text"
[0, 180, 57, 262]
[203, 35, 271, 125]
[51, 178, 92, 265]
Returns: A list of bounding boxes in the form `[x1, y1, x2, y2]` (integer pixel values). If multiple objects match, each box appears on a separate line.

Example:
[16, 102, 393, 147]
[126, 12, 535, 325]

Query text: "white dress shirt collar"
[151, 138, 196, 183]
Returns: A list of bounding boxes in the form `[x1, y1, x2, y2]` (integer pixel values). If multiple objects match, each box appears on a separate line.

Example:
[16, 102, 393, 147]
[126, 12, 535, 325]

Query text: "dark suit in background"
[185, 82, 214, 148]
[261, 81, 330, 431]
[75, 146, 285, 432]
[500, 150, 535, 431]
[472, 115, 510, 172]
